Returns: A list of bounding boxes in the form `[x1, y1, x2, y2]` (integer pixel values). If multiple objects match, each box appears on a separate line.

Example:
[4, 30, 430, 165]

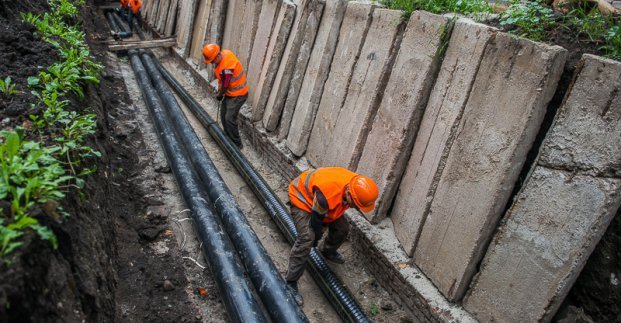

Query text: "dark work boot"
[321, 250, 345, 264]
[286, 281, 304, 306]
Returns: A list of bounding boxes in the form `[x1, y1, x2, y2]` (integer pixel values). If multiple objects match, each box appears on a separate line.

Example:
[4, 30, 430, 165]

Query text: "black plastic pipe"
[111, 10, 132, 38]
[105, 11, 120, 34]
[138, 51, 308, 323]
[128, 50, 267, 323]
[151, 54, 372, 323]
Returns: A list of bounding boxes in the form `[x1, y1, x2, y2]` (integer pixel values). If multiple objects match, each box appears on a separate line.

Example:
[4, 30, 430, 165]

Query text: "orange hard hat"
[202, 43, 220, 63]
[348, 175, 378, 213]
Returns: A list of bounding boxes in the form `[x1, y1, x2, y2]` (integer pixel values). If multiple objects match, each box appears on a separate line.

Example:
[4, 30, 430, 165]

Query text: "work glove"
[310, 211, 325, 247]
[216, 94, 224, 101]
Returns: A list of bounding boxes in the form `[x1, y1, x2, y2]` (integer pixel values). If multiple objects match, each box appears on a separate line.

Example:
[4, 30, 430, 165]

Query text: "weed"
[381, 0, 492, 19]
[0, 77, 19, 97]
[500, 0, 556, 42]
[370, 303, 379, 316]
[602, 25, 621, 60]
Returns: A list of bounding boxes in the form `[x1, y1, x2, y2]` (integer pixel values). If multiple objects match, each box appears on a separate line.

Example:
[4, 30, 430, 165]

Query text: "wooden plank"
[108, 38, 177, 51]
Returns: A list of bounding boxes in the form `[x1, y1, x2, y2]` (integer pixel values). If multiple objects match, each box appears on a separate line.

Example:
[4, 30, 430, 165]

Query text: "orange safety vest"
[214, 50, 249, 97]
[129, 0, 142, 14]
[120, 0, 129, 8]
[288, 167, 357, 222]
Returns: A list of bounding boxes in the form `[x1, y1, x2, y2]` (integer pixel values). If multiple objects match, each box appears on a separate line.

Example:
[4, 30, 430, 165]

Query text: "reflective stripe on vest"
[215, 50, 249, 97]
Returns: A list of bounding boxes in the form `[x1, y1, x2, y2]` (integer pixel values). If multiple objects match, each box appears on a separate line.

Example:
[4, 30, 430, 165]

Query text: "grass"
[381, 0, 621, 61]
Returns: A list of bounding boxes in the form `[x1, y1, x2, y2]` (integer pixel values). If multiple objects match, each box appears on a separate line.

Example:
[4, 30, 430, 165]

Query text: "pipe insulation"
[105, 11, 120, 34]
[151, 54, 372, 323]
[111, 10, 132, 38]
[128, 50, 268, 323]
[138, 52, 308, 323]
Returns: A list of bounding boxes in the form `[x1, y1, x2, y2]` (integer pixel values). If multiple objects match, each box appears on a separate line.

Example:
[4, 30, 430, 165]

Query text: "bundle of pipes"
[149, 54, 371, 323]
[105, 10, 132, 38]
[128, 49, 307, 322]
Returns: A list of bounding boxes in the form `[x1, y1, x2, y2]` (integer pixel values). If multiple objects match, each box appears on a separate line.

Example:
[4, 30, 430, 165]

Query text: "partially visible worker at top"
[127, 0, 143, 30]
[202, 43, 248, 149]
[120, 0, 130, 22]
[284, 167, 379, 306]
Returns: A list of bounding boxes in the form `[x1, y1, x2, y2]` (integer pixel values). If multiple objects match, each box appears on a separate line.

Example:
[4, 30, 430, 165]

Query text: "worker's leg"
[321, 215, 350, 260]
[222, 94, 246, 147]
[285, 206, 315, 282]
[127, 11, 133, 28]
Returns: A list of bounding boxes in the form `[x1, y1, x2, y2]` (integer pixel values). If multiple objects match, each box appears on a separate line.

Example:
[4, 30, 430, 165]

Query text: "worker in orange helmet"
[202, 43, 248, 149]
[127, 0, 143, 30]
[284, 167, 379, 306]
[119, 0, 130, 21]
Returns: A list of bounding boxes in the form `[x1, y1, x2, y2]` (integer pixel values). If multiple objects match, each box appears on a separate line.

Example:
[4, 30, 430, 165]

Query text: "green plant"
[370, 303, 379, 316]
[382, 0, 492, 19]
[500, 0, 556, 42]
[602, 25, 621, 60]
[0, 77, 18, 97]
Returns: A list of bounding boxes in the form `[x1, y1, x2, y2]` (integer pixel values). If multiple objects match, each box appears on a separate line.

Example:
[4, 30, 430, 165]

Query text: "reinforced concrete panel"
[230, 0, 248, 55]
[263, 0, 325, 132]
[176, 0, 199, 56]
[302, 2, 374, 161]
[464, 54, 621, 322]
[148, 0, 160, 25]
[246, 0, 281, 114]
[205, 0, 227, 45]
[319, 8, 404, 170]
[156, 0, 170, 32]
[390, 20, 496, 254]
[164, 0, 179, 36]
[237, 0, 262, 68]
[221, 0, 239, 51]
[190, 0, 214, 62]
[413, 33, 567, 302]
[280, 0, 347, 142]
[144, 0, 154, 21]
[249, 1, 296, 121]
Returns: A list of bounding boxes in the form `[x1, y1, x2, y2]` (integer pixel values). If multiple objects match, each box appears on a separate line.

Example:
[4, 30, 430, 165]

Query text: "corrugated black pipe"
[138, 51, 308, 323]
[151, 54, 371, 323]
[128, 50, 268, 323]
[111, 10, 132, 38]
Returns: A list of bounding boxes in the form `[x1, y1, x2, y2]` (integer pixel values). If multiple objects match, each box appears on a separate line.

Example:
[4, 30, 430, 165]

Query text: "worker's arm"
[309, 189, 328, 244]
[217, 69, 233, 99]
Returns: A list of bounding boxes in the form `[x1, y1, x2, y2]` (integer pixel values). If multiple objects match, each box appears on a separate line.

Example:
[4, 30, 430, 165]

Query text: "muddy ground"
[0, 0, 619, 322]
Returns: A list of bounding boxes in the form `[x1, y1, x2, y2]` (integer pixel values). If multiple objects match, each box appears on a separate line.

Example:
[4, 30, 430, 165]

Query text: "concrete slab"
[148, 0, 160, 25]
[262, 0, 325, 132]
[413, 33, 567, 302]
[237, 0, 262, 68]
[246, 0, 281, 114]
[282, 0, 347, 143]
[249, 1, 296, 121]
[143, 0, 154, 22]
[302, 2, 374, 162]
[175, 0, 199, 57]
[389, 20, 496, 253]
[318, 8, 404, 170]
[463, 54, 621, 322]
[190, 0, 214, 62]
[156, 0, 170, 32]
[205, 0, 227, 45]
[164, 0, 179, 36]
[221, 0, 239, 51]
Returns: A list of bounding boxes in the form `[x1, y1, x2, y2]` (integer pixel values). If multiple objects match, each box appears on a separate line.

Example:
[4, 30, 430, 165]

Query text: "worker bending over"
[202, 43, 248, 149]
[285, 167, 379, 306]
[127, 0, 142, 30]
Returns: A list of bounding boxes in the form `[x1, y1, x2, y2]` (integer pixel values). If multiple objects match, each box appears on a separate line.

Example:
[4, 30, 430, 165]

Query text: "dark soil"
[0, 1, 199, 322]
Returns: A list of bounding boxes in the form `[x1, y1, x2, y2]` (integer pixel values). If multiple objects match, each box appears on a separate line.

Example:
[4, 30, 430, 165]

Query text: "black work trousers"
[284, 205, 350, 282]
[219, 94, 246, 147]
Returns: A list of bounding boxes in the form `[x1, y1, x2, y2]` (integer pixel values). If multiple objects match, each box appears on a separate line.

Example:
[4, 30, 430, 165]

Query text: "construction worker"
[127, 0, 143, 29]
[284, 167, 379, 306]
[119, 0, 130, 22]
[202, 43, 248, 149]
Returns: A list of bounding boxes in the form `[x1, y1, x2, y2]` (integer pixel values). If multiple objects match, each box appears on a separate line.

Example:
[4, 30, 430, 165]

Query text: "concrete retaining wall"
[262, 0, 325, 132]
[303, 2, 375, 162]
[175, 0, 198, 56]
[189, 0, 214, 62]
[164, 0, 178, 37]
[250, 1, 296, 120]
[354, 11, 448, 223]
[237, 0, 262, 68]
[463, 54, 621, 322]
[246, 0, 280, 115]
[413, 33, 567, 301]
[282, 0, 346, 144]
[156, 0, 170, 32]
[390, 19, 496, 255]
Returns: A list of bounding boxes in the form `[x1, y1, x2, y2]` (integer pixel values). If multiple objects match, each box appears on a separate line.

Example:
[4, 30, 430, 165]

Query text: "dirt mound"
[0, 1, 199, 321]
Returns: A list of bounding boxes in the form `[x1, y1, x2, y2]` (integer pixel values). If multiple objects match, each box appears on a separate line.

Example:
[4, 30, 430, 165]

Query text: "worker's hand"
[216, 94, 224, 101]
[309, 211, 324, 245]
